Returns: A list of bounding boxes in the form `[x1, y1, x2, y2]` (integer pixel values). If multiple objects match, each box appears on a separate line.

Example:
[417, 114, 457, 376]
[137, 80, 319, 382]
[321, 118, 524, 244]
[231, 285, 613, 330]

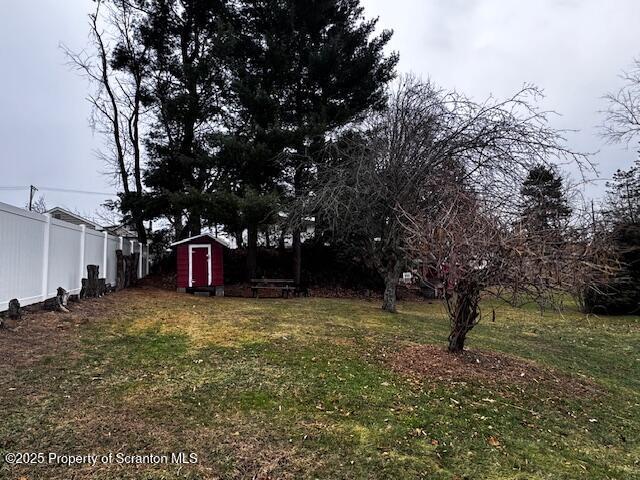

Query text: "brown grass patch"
[0, 286, 179, 370]
[387, 344, 600, 397]
[0, 294, 122, 370]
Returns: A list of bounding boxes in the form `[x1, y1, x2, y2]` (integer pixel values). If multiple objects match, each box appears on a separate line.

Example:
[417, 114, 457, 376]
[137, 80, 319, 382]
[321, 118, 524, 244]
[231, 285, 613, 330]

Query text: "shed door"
[191, 246, 210, 287]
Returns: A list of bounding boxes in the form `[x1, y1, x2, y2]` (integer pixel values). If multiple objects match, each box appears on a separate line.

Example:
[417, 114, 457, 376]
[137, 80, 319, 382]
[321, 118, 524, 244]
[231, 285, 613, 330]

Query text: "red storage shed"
[171, 233, 227, 296]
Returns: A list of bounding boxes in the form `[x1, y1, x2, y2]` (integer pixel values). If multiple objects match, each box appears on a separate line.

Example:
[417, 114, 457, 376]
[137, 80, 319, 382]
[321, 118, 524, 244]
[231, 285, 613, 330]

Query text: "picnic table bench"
[251, 278, 297, 298]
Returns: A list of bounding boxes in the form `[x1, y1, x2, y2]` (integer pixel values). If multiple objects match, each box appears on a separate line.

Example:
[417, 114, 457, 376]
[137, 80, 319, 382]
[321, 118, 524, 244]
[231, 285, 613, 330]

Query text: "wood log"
[116, 250, 125, 291]
[44, 287, 70, 312]
[57, 287, 69, 307]
[44, 291, 69, 313]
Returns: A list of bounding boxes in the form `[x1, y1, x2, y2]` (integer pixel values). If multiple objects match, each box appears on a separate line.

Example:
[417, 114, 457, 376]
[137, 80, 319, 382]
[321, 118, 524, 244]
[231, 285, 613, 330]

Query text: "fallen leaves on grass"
[387, 344, 600, 397]
[487, 435, 501, 447]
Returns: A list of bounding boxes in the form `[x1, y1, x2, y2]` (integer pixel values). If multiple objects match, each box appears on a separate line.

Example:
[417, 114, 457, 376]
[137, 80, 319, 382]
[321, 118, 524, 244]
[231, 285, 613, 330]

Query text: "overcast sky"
[1, 0, 639, 217]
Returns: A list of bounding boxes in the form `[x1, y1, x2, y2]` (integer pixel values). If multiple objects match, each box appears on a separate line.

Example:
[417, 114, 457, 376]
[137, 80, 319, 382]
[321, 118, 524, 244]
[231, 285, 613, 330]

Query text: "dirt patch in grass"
[2, 300, 99, 369]
[388, 344, 600, 397]
[0, 289, 147, 370]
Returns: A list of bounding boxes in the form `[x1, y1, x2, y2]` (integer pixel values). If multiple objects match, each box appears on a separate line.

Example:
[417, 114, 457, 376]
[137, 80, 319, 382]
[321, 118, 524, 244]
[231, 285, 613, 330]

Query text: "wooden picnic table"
[250, 278, 297, 298]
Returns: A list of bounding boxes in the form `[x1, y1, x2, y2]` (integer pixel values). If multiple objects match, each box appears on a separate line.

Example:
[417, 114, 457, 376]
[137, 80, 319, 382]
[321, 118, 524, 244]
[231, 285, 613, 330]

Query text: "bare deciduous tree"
[307, 76, 593, 315]
[602, 58, 640, 145]
[25, 195, 47, 214]
[402, 185, 615, 352]
[62, 0, 148, 241]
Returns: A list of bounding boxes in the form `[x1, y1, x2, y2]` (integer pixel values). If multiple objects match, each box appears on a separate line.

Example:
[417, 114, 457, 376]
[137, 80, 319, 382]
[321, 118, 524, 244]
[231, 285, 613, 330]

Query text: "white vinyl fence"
[0, 201, 150, 312]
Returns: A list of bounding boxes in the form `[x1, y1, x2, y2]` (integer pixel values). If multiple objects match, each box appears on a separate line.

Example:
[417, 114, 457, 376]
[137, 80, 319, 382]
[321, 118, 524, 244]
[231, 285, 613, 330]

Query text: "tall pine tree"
[226, 0, 398, 280]
[138, 0, 235, 239]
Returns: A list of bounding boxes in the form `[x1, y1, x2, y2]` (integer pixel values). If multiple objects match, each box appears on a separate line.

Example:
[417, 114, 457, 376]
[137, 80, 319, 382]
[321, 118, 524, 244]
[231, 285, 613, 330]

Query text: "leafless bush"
[401, 186, 615, 352]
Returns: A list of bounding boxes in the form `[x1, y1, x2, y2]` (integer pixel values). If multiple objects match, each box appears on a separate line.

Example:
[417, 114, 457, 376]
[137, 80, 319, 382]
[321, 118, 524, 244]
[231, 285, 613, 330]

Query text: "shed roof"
[170, 232, 229, 248]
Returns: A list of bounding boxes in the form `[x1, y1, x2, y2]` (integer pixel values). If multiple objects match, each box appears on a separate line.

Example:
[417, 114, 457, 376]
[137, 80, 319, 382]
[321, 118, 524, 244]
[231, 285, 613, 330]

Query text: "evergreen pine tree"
[604, 159, 640, 226]
[226, 0, 398, 280]
[520, 165, 572, 235]
[137, 0, 235, 239]
[586, 158, 640, 314]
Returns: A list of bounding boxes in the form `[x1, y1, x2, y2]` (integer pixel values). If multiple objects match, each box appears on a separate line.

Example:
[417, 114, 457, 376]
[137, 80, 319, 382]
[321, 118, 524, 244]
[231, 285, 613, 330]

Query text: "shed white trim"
[188, 243, 212, 287]
[170, 232, 229, 248]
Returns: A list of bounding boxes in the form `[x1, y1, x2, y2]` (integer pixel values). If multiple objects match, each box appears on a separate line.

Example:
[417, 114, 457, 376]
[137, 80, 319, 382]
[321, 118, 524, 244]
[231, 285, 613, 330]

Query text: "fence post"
[79, 224, 86, 291]
[102, 231, 108, 279]
[138, 242, 143, 278]
[41, 213, 51, 301]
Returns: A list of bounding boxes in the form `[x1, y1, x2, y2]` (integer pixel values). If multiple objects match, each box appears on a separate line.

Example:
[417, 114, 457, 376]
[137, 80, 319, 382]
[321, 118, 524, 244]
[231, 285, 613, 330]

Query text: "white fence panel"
[0, 204, 47, 311]
[48, 219, 83, 297]
[84, 229, 104, 278]
[106, 236, 119, 285]
[0, 201, 149, 312]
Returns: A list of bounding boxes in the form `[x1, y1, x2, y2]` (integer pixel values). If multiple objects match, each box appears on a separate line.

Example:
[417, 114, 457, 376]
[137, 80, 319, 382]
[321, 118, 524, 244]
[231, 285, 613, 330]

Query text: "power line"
[38, 186, 117, 196]
[0, 185, 116, 196]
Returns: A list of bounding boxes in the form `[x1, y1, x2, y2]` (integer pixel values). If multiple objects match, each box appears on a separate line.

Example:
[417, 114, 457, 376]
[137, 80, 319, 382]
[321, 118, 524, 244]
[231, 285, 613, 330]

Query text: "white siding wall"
[0, 201, 149, 311]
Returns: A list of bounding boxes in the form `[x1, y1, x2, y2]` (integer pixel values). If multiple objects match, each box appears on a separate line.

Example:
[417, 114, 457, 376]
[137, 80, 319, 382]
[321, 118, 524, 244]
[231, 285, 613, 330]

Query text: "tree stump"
[8, 299, 21, 319]
[82, 265, 100, 298]
[123, 255, 132, 288]
[80, 278, 87, 299]
[129, 253, 140, 287]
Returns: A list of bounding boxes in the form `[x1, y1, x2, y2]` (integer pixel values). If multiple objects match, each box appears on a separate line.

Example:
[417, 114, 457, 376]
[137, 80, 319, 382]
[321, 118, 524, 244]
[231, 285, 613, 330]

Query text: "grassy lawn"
[1, 287, 639, 479]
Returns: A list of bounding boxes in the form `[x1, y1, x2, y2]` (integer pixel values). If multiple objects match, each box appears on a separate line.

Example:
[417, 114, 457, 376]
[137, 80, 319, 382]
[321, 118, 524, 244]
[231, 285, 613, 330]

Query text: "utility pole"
[28, 185, 37, 211]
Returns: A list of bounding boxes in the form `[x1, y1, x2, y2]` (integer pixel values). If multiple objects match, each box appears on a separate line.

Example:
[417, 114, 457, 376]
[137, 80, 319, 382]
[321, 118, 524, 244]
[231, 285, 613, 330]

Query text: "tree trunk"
[292, 228, 301, 285]
[292, 166, 303, 285]
[235, 229, 244, 248]
[134, 217, 147, 244]
[187, 214, 202, 237]
[264, 227, 271, 248]
[382, 264, 401, 312]
[247, 223, 258, 280]
[116, 250, 125, 290]
[130, 252, 140, 286]
[447, 281, 480, 353]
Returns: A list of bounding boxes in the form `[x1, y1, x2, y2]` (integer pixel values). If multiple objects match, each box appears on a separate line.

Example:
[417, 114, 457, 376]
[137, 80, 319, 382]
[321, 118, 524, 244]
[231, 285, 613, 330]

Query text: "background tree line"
[70, 0, 397, 282]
